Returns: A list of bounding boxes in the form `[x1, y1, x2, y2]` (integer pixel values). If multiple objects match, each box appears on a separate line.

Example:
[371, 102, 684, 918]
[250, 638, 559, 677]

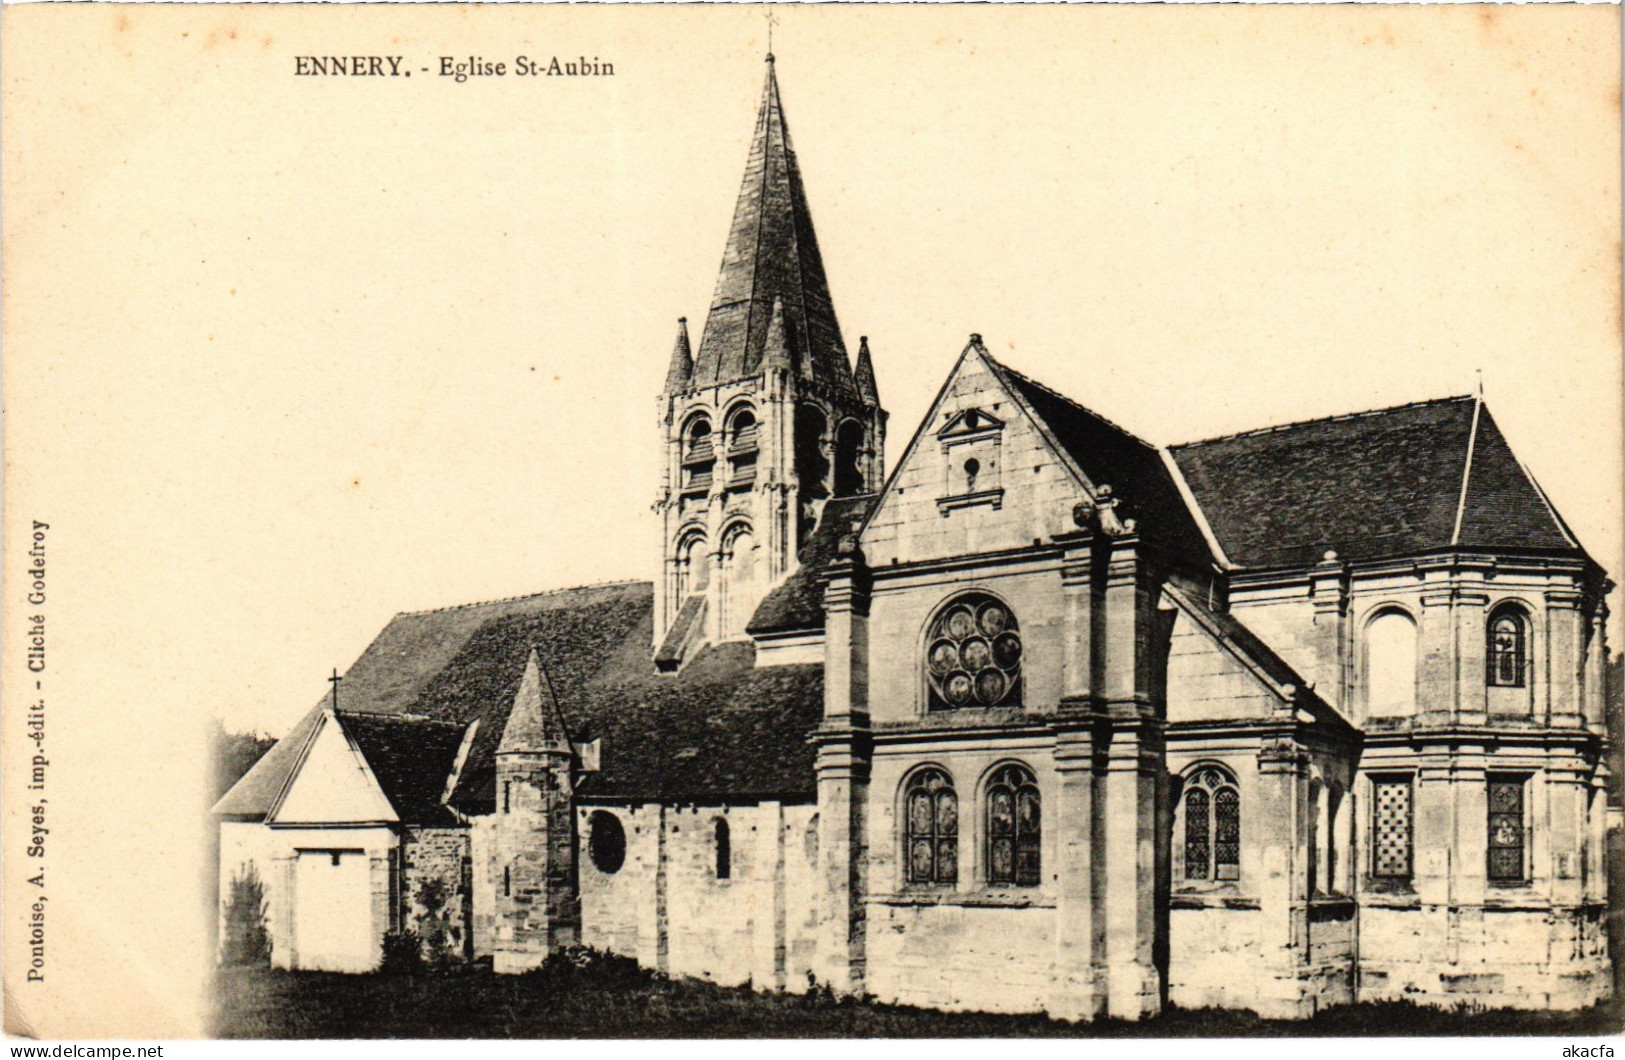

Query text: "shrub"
[220, 863, 271, 967]
[381, 930, 423, 974]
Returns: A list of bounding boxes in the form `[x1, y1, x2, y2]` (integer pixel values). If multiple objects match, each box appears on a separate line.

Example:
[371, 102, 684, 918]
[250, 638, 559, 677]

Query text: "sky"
[3, 4, 1620, 1036]
[8, 4, 1622, 739]
[17, 4, 1620, 737]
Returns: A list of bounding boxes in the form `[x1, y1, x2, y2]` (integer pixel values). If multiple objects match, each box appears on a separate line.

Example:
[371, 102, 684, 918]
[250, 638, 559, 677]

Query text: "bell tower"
[654, 56, 886, 667]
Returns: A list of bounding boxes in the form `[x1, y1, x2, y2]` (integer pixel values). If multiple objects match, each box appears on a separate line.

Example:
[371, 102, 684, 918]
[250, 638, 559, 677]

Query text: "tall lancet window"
[718, 523, 756, 635]
[986, 764, 1040, 887]
[714, 818, 732, 881]
[1365, 609, 1418, 717]
[1183, 767, 1240, 882]
[675, 532, 708, 600]
[904, 768, 958, 886]
[1487, 607, 1528, 688]
[834, 419, 865, 495]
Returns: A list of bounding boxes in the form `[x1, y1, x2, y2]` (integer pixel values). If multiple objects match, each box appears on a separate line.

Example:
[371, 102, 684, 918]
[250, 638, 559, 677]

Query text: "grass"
[212, 954, 1623, 1039]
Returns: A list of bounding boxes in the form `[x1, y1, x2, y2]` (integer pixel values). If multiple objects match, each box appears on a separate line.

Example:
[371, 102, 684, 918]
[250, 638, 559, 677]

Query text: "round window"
[925, 594, 1021, 710]
[588, 811, 626, 874]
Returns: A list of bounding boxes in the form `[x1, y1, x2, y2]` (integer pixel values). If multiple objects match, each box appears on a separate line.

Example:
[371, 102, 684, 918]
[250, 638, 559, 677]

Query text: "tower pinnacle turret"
[662, 317, 693, 394]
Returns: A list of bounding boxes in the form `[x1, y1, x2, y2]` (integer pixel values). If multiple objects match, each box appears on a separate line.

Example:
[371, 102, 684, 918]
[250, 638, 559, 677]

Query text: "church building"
[213, 56, 1613, 1021]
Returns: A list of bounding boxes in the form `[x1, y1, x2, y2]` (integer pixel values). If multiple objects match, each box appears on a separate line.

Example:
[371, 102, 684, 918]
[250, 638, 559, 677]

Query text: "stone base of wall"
[1356, 904, 1611, 1012]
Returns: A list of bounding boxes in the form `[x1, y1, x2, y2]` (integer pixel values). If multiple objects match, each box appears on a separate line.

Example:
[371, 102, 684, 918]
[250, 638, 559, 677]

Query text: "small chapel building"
[213, 56, 1614, 1021]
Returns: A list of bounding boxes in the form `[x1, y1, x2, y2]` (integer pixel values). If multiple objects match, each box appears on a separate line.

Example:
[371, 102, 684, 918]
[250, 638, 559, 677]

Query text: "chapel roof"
[341, 713, 469, 826]
[1169, 395, 1583, 571]
[213, 581, 825, 823]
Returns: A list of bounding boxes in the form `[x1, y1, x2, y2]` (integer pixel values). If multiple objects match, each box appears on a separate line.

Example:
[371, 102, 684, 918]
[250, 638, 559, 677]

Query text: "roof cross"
[328, 667, 342, 711]
[764, 8, 779, 57]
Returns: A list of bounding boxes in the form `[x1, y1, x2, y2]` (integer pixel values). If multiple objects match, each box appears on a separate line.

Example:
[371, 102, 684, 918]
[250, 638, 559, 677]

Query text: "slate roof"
[655, 594, 706, 669]
[342, 713, 469, 826]
[746, 493, 878, 636]
[213, 582, 826, 823]
[691, 57, 854, 396]
[1169, 396, 1581, 570]
[989, 355, 1212, 569]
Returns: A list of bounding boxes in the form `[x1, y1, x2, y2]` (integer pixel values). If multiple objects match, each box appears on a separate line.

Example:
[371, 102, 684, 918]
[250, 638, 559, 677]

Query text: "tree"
[220, 862, 271, 966]
[211, 718, 277, 801]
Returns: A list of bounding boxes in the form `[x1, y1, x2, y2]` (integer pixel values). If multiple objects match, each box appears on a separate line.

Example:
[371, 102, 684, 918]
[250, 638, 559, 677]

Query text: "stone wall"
[401, 825, 472, 963]
[1357, 903, 1609, 1009]
[575, 801, 822, 992]
[866, 900, 1055, 1013]
[1168, 904, 1264, 1009]
[469, 815, 497, 958]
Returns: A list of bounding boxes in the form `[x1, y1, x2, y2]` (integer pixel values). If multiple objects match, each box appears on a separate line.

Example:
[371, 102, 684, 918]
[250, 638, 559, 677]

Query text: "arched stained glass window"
[986, 764, 1040, 887]
[904, 768, 958, 886]
[1488, 608, 1528, 688]
[1183, 767, 1240, 882]
[925, 594, 1022, 710]
[1184, 788, 1210, 880]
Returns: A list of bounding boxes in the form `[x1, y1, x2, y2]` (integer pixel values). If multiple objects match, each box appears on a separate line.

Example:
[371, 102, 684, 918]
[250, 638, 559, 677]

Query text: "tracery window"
[1487, 777, 1526, 883]
[925, 594, 1022, 710]
[1488, 608, 1528, 688]
[1371, 777, 1413, 881]
[904, 768, 958, 886]
[1182, 767, 1240, 881]
[986, 764, 1040, 886]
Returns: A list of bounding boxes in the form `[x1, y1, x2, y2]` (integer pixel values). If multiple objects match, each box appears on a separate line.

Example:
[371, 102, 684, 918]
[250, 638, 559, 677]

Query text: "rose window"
[925, 594, 1021, 709]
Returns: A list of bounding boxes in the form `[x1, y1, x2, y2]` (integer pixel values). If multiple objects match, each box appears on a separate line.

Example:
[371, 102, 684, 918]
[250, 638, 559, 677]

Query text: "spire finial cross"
[328, 667, 343, 711]
[765, 8, 779, 58]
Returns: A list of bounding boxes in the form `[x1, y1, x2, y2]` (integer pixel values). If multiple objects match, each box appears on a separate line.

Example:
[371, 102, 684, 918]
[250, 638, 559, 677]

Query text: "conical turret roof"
[663, 317, 694, 394]
[498, 649, 570, 754]
[853, 336, 880, 407]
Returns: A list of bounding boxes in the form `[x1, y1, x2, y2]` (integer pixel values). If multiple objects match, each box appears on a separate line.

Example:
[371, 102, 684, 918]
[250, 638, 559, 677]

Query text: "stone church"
[213, 57, 1613, 1020]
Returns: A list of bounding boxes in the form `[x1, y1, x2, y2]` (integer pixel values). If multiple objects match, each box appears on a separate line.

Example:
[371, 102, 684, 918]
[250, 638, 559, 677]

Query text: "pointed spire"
[761, 296, 792, 374]
[692, 58, 852, 393]
[663, 317, 693, 394]
[498, 649, 570, 755]
[853, 336, 880, 407]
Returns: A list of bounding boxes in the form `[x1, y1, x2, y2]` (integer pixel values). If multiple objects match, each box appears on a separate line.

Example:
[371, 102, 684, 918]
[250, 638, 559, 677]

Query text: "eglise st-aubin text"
[293, 55, 615, 80]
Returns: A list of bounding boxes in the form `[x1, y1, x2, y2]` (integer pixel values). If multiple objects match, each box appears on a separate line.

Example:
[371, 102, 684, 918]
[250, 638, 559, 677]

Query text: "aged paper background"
[3, 2, 1620, 1039]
